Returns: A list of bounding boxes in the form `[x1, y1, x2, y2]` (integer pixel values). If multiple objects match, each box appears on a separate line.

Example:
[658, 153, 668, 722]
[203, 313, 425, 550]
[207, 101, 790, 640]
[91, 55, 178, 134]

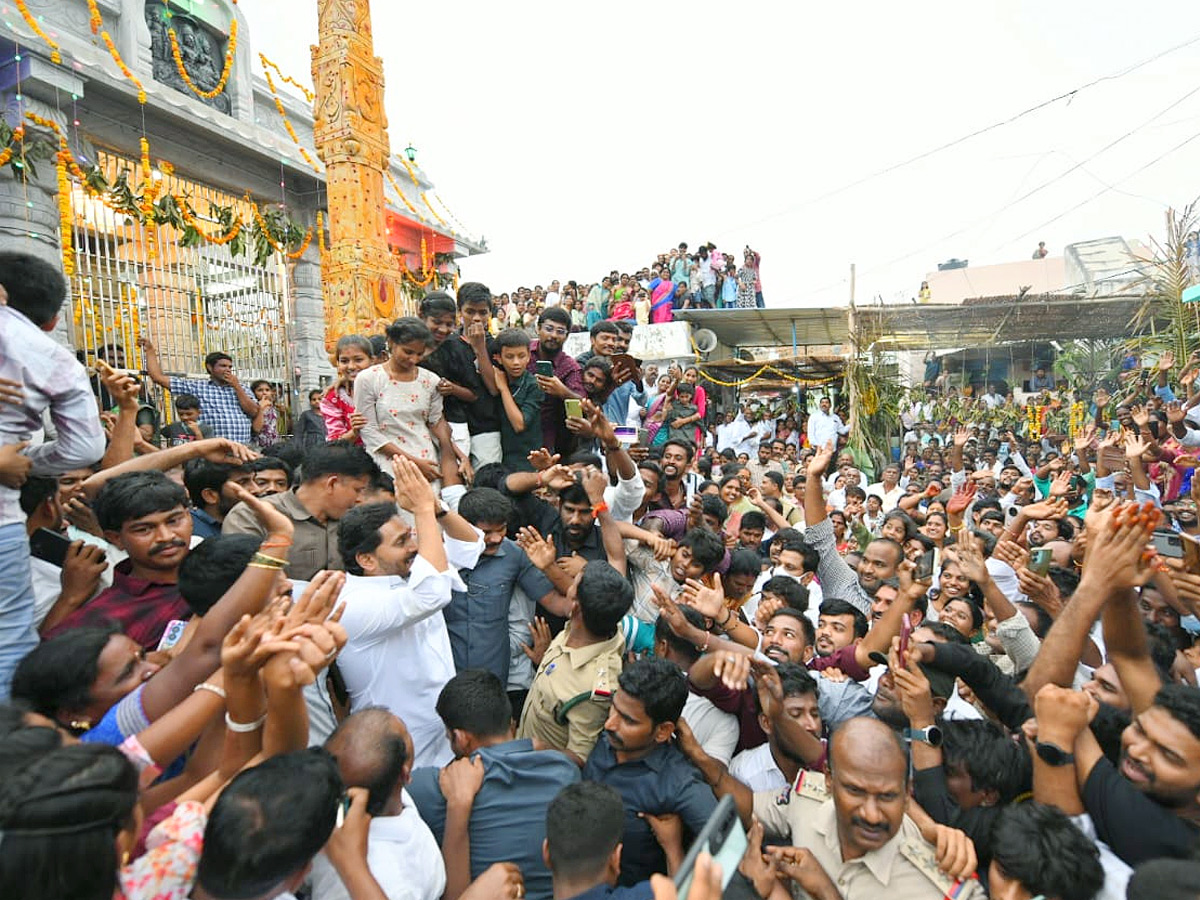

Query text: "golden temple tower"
[311, 0, 403, 351]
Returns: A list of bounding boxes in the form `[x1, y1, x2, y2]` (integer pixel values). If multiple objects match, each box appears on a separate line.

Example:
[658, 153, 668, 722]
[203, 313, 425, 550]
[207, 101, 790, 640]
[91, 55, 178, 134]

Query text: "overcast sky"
[244, 0, 1200, 308]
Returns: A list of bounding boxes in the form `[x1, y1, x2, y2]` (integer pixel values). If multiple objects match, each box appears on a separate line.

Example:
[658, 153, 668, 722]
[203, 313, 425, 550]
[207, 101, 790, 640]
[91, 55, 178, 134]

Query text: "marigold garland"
[384, 170, 422, 218]
[420, 191, 447, 227]
[250, 200, 312, 259]
[397, 237, 437, 287]
[258, 53, 314, 102]
[398, 153, 420, 187]
[53, 150, 75, 277]
[179, 199, 241, 245]
[262, 69, 320, 172]
[86, 0, 146, 103]
[166, 0, 237, 101]
[14, 0, 62, 64]
[0, 126, 26, 167]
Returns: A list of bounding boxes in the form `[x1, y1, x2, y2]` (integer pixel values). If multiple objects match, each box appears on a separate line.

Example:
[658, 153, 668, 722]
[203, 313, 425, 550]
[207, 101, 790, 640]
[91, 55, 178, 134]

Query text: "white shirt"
[0, 307, 106, 526]
[543, 291, 560, 307]
[865, 482, 904, 513]
[716, 418, 748, 454]
[683, 691, 739, 765]
[311, 789, 446, 900]
[729, 742, 789, 792]
[334, 530, 484, 767]
[806, 410, 848, 451]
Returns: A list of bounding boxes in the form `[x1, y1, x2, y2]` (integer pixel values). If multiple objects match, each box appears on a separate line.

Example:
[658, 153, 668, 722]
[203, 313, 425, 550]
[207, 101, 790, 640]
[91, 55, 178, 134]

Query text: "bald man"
[312, 709, 446, 900]
[753, 717, 985, 900]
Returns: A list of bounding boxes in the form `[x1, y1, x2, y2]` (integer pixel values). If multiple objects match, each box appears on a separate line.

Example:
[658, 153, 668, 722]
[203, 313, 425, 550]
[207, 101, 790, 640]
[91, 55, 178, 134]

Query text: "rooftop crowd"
[486, 241, 765, 337]
[5, 247, 1200, 900]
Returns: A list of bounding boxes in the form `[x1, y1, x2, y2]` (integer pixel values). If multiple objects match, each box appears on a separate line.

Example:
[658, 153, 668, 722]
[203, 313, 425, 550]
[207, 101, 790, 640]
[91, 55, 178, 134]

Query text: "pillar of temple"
[311, 0, 403, 353]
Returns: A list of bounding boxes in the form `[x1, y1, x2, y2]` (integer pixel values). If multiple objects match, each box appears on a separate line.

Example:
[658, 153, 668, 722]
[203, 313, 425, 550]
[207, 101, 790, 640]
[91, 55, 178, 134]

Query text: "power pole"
[311, 0, 402, 352]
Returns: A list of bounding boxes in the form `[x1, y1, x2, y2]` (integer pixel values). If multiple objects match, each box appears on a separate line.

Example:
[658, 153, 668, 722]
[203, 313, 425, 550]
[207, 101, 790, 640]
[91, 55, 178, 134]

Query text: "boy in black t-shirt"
[161, 393, 213, 444]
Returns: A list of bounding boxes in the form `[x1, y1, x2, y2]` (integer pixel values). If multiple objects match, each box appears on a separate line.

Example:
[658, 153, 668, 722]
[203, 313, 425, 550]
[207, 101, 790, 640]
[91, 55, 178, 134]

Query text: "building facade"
[0, 0, 483, 419]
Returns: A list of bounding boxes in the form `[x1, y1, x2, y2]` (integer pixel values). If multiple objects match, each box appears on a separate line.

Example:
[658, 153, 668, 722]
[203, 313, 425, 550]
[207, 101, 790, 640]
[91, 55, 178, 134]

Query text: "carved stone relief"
[144, 2, 231, 114]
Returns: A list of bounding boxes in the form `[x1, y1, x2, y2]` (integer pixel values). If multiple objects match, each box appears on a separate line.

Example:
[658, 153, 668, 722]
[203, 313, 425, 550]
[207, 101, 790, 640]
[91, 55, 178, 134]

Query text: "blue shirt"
[604, 379, 644, 427]
[190, 507, 222, 540]
[408, 739, 580, 900]
[446, 539, 554, 683]
[582, 734, 718, 885]
[168, 376, 253, 443]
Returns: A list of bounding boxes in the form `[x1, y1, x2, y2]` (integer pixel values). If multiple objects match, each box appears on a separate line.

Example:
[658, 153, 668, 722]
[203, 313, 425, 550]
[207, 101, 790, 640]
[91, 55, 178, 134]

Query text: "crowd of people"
[7, 246, 1200, 900]
[487, 241, 765, 336]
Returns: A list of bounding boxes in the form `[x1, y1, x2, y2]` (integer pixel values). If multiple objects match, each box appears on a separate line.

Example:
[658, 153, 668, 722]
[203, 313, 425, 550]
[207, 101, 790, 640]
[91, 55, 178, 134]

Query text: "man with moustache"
[753, 717, 986, 900]
[333, 456, 486, 767]
[581, 656, 718, 885]
[40, 470, 194, 648]
[650, 439, 699, 511]
[528, 306, 585, 456]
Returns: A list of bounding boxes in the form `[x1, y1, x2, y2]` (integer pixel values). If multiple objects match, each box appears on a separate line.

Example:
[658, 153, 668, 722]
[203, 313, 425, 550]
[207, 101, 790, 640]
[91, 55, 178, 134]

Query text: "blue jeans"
[0, 523, 38, 699]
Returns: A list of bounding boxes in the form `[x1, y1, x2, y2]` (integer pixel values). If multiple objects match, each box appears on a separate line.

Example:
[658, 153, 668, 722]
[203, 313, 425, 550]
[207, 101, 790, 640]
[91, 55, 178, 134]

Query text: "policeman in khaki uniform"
[753, 718, 986, 900]
[517, 561, 632, 764]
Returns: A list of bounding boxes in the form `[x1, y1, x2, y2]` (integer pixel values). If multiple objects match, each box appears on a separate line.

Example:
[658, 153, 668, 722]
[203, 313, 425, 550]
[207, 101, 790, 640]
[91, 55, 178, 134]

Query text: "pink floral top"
[320, 384, 359, 442]
[117, 800, 207, 900]
[353, 364, 445, 472]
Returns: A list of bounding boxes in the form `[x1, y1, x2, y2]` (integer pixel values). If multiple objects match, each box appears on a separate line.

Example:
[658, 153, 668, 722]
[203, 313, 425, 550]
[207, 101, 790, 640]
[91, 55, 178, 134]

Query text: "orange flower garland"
[420, 191, 447, 227]
[86, 0, 146, 103]
[262, 69, 320, 172]
[54, 150, 75, 277]
[398, 153, 420, 187]
[250, 201, 313, 259]
[14, 0, 62, 64]
[258, 53, 314, 102]
[180, 200, 241, 245]
[384, 171, 422, 218]
[166, 0, 237, 100]
[0, 126, 26, 168]
[397, 237, 437, 287]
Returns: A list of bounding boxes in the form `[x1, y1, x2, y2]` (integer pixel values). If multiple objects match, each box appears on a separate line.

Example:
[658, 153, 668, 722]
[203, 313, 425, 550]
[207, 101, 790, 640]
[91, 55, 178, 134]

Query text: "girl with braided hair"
[0, 742, 140, 900]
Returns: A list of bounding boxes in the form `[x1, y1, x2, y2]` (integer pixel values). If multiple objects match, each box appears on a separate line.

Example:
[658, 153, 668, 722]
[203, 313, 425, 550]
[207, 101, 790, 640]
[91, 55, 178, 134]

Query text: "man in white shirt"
[314, 708, 446, 900]
[806, 397, 849, 451]
[0, 253, 106, 697]
[728, 663, 825, 792]
[333, 457, 485, 767]
[865, 464, 904, 513]
[543, 280, 561, 307]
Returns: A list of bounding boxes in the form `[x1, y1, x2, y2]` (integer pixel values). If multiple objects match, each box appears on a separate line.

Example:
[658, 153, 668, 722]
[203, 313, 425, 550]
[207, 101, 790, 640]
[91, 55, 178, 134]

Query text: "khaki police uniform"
[752, 771, 986, 900]
[516, 627, 623, 760]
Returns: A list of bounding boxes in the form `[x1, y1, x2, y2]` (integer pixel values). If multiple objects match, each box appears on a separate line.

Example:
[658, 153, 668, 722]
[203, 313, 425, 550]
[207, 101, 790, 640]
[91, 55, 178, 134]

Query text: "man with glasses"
[528, 306, 584, 456]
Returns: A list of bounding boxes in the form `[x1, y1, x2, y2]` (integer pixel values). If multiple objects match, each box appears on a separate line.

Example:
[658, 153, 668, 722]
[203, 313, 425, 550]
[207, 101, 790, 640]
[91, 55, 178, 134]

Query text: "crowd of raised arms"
[8, 246, 1200, 900]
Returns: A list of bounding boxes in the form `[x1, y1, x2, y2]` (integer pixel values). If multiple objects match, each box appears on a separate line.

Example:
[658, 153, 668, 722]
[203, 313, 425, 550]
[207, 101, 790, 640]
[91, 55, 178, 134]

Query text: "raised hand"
[391, 454, 437, 511]
[527, 448, 560, 471]
[1021, 497, 1069, 521]
[200, 438, 260, 466]
[1159, 350, 1176, 373]
[807, 441, 835, 477]
[1124, 431, 1151, 460]
[682, 574, 727, 620]
[520, 617, 552, 666]
[1048, 470, 1073, 499]
[945, 481, 977, 516]
[952, 426, 971, 448]
[0, 376, 24, 407]
[1129, 404, 1150, 429]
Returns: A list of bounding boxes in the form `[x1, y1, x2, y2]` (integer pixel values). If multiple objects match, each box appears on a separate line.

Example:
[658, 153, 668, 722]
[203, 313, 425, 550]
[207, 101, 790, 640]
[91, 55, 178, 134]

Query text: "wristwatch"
[903, 725, 943, 748]
[1035, 741, 1075, 767]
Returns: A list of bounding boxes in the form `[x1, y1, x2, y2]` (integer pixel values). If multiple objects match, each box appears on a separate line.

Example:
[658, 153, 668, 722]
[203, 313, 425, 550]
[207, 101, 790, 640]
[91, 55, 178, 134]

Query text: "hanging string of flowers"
[261, 68, 321, 172]
[0, 125, 26, 168]
[419, 191, 447, 227]
[14, 0, 62, 63]
[249, 199, 313, 264]
[165, 0, 238, 100]
[398, 153, 420, 187]
[85, 0, 146, 103]
[258, 53, 314, 102]
[383, 170, 422, 218]
[54, 150, 74, 277]
[396, 237, 438, 287]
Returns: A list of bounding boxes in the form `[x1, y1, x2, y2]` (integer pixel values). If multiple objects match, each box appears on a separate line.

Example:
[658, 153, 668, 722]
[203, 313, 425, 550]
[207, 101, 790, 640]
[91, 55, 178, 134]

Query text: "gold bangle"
[247, 562, 283, 571]
[251, 552, 287, 568]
